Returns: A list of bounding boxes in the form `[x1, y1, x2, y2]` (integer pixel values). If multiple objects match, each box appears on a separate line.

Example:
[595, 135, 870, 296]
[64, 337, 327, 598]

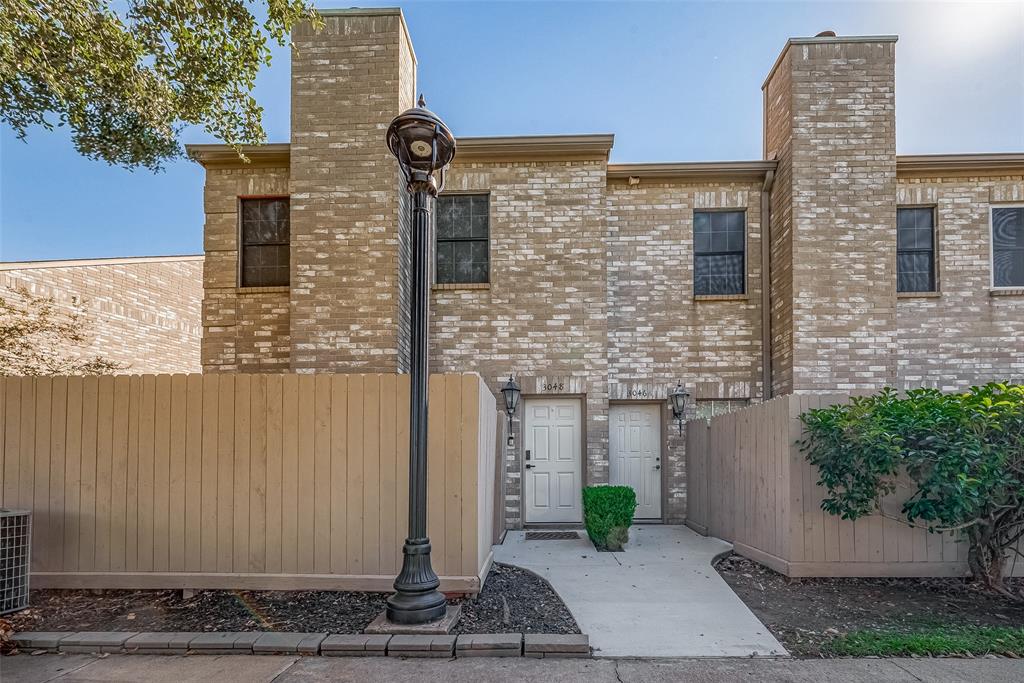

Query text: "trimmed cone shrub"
[582, 485, 637, 551]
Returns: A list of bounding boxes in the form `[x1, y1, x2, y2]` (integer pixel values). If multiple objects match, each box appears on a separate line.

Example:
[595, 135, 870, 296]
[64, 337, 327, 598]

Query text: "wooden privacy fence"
[0, 372, 497, 593]
[686, 393, 1022, 578]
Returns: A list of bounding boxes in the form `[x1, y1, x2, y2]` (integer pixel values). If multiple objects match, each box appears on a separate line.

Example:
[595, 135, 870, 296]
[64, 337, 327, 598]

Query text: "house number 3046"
[628, 389, 650, 398]
[542, 383, 565, 391]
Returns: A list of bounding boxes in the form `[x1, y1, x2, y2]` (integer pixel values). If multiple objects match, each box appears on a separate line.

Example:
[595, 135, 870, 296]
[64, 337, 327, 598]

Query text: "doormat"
[525, 531, 580, 541]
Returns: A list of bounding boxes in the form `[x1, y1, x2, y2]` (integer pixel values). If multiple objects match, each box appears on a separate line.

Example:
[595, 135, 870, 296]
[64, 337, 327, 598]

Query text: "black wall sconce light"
[668, 381, 690, 434]
[500, 375, 521, 447]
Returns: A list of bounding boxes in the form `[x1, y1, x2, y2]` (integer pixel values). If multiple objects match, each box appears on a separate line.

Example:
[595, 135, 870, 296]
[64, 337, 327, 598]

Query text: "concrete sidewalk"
[5, 654, 1024, 682]
[493, 525, 785, 657]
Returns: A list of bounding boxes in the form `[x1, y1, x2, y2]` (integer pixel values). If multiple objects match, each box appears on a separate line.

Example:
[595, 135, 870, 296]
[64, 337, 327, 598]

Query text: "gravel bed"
[716, 554, 1024, 656]
[7, 563, 578, 635]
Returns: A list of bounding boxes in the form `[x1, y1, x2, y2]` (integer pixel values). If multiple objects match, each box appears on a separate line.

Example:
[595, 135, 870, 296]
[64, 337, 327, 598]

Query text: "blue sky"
[2, 0, 1022, 262]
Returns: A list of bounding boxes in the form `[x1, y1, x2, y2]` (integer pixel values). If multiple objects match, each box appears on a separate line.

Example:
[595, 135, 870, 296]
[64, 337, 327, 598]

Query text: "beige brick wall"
[288, 10, 416, 373]
[606, 179, 764, 520]
[764, 49, 795, 396]
[895, 175, 1024, 389]
[1, 256, 202, 374]
[192, 17, 1024, 528]
[201, 165, 291, 372]
[430, 159, 609, 528]
[765, 38, 899, 392]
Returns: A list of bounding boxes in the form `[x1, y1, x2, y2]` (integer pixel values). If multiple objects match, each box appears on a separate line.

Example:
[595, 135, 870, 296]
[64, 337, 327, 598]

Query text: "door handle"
[525, 464, 536, 469]
[654, 465, 661, 470]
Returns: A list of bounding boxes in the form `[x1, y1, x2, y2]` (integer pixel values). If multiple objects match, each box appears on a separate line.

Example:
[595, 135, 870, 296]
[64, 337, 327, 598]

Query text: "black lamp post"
[384, 95, 456, 625]
[669, 381, 690, 434]
[499, 375, 521, 447]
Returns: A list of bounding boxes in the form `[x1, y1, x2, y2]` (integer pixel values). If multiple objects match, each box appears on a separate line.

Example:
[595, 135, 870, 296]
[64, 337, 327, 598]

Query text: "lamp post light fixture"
[384, 95, 456, 625]
[499, 375, 521, 447]
[668, 381, 690, 434]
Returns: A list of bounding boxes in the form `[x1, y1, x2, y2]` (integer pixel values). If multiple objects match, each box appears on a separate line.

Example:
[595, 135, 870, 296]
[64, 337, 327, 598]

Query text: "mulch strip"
[716, 554, 1024, 657]
[7, 563, 578, 636]
[454, 562, 578, 635]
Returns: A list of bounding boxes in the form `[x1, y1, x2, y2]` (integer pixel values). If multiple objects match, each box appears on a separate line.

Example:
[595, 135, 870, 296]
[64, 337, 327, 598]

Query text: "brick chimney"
[289, 8, 417, 372]
[763, 34, 899, 393]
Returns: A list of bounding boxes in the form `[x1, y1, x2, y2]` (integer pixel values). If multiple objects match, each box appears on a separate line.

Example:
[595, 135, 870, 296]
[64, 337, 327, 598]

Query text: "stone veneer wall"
[1, 256, 202, 373]
[606, 179, 764, 521]
[288, 10, 416, 372]
[894, 175, 1024, 389]
[201, 165, 291, 372]
[430, 159, 610, 528]
[765, 38, 899, 392]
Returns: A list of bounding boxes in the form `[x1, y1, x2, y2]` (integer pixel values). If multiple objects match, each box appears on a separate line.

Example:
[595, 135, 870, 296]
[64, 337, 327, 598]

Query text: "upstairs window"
[436, 194, 489, 284]
[694, 210, 745, 295]
[240, 197, 289, 287]
[992, 206, 1024, 288]
[897, 207, 936, 292]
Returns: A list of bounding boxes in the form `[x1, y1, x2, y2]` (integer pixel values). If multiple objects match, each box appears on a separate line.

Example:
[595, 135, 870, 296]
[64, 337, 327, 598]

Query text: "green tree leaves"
[0, 0, 319, 170]
[799, 384, 1024, 595]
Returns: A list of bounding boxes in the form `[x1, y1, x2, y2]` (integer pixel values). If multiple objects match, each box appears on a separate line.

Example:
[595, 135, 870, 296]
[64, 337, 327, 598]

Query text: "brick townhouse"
[188, 8, 1024, 529]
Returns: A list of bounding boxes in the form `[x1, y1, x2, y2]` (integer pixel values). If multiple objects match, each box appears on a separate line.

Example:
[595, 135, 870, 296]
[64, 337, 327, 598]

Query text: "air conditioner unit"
[0, 509, 31, 614]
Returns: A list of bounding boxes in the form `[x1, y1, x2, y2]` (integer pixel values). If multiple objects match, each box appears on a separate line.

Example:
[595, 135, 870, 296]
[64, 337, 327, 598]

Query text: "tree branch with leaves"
[0, 0, 320, 170]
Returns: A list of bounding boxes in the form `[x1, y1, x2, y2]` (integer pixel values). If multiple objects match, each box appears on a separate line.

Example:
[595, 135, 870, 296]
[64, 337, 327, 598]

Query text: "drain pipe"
[760, 162, 776, 401]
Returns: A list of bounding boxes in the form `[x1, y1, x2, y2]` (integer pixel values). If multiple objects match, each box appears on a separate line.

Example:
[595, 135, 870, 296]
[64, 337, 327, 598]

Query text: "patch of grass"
[827, 626, 1024, 657]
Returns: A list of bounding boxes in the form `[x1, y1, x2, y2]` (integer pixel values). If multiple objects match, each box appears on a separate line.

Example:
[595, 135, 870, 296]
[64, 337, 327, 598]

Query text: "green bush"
[799, 383, 1024, 595]
[582, 485, 637, 551]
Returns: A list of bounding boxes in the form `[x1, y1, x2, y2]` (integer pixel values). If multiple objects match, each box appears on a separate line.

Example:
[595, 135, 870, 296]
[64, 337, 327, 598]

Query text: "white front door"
[609, 404, 662, 519]
[524, 398, 582, 524]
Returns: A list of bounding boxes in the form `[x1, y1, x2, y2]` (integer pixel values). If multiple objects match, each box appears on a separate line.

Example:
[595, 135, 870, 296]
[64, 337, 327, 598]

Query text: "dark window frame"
[238, 195, 290, 288]
[896, 205, 938, 293]
[991, 205, 1024, 289]
[435, 192, 490, 285]
[693, 208, 747, 296]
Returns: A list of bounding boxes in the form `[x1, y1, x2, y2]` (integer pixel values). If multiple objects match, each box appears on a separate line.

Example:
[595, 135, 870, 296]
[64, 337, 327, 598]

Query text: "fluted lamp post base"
[366, 537, 459, 634]
[386, 538, 448, 624]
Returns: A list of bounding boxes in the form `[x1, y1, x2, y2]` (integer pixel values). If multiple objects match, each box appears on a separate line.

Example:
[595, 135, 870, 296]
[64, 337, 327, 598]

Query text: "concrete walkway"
[6, 654, 1024, 682]
[492, 525, 786, 658]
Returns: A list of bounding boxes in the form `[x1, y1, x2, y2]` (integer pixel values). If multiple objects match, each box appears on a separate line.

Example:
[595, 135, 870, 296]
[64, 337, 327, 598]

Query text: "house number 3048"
[542, 383, 565, 391]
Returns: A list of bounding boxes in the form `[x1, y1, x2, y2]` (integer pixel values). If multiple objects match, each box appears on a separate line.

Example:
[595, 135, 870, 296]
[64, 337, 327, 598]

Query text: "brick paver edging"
[12, 631, 590, 659]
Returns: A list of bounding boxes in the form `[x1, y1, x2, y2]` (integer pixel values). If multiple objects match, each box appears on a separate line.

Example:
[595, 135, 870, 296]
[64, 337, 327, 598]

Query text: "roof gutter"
[185, 143, 290, 168]
[607, 160, 777, 181]
[454, 134, 615, 162]
[896, 153, 1024, 176]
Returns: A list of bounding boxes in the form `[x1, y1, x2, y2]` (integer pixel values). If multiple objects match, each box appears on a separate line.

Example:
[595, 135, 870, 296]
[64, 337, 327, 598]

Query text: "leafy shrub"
[799, 383, 1024, 596]
[582, 485, 637, 551]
